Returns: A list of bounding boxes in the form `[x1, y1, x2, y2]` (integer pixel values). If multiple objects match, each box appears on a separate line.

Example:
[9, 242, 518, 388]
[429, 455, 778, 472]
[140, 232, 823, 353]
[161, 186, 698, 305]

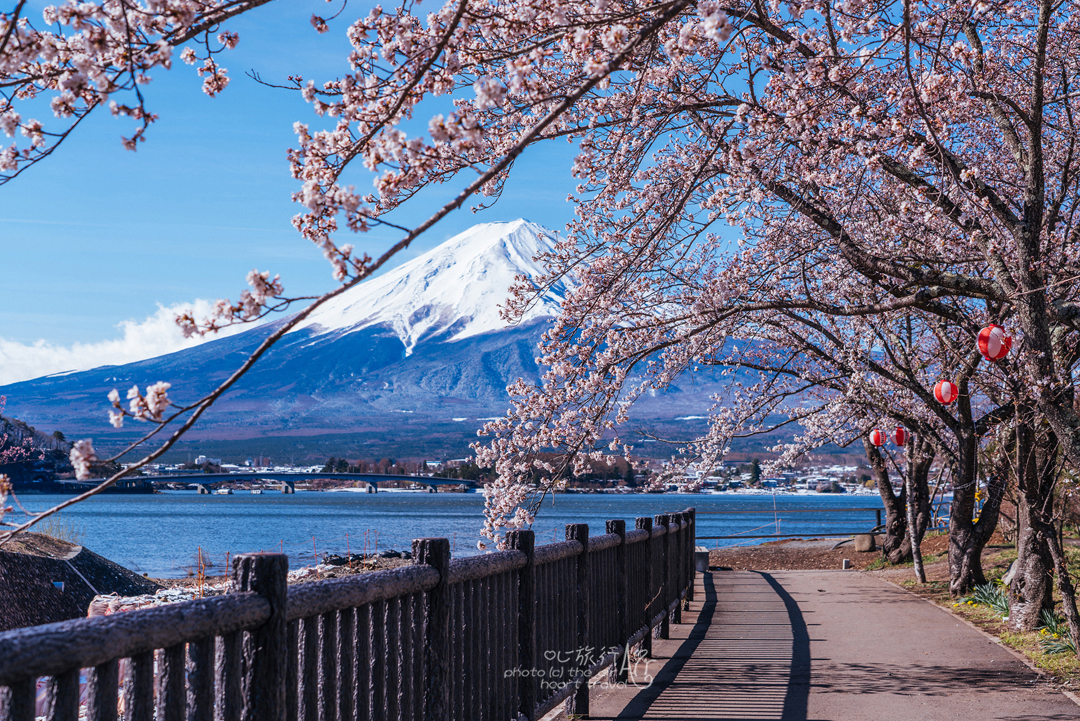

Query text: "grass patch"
[1000, 630, 1080, 679]
[1037, 609, 1078, 655]
[35, 514, 85, 546]
[960, 582, 1010, 618]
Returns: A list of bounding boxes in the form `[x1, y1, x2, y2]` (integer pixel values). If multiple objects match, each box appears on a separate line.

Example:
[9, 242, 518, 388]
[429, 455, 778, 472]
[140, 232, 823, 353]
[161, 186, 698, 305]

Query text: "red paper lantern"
[977, 324, 1012, 362]
[870, 428, 885, 446]
[893, 426, 908, 446]
[934, 380, 959, 404]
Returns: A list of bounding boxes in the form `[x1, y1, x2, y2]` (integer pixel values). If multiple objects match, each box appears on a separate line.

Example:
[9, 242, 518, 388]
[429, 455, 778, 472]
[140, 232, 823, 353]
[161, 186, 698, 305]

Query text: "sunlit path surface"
[581, 571, 1080, 721]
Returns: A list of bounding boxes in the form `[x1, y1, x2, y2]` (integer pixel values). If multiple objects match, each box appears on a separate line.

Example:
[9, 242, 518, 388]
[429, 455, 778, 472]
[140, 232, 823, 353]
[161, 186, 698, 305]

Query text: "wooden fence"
[0, 508, 696, 721]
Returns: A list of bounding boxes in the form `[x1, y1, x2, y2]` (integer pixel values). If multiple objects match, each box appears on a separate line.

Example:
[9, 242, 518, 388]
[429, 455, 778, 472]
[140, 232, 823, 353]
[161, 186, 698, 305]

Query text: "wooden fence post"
[686, 508, 697, 604]
[233, 553, 288, 721]
[654, 515, 670, 640]
[606, 520, 628, 684]
[86, 659, 120, 721]
[125, 651, 154, 721]
[156, 644, 185, 721]
[186, 638, 214, 721]
[565, 523, 589, 718]
[671, 513, 683, 625]
[0, 677, 35, 721]
[507, 530, 536, 720]
[413, 538, 451, 721]
[686, 509, 695, 604]
[635, 517, 653, 659]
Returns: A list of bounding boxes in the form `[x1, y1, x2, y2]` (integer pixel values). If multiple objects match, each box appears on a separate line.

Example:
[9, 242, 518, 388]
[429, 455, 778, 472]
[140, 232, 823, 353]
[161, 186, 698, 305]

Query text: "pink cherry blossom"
[69, 439, 98, 481]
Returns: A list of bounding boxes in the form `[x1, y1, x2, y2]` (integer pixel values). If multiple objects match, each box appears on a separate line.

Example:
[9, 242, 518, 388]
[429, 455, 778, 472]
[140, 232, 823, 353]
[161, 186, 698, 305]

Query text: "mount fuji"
[294, 219, 566, 355]
[0, 219, 727, 453]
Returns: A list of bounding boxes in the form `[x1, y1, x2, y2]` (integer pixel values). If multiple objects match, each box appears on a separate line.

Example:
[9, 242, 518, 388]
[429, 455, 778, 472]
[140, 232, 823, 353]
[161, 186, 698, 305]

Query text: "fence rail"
[0, 508, 696, 721]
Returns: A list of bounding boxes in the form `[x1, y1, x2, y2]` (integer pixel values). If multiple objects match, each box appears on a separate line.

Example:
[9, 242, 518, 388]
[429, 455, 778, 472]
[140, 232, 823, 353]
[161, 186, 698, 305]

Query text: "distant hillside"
[0, 413, 73, 483]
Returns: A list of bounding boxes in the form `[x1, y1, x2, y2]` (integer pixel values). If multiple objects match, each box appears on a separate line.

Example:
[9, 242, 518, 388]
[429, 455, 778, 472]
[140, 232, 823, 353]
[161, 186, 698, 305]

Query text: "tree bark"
[1007, 421, 1055, 632]
[1009, 498, 1054, 630]
[906, 471, 926, 582]
[905, 436, 935, 583]
[1042, 522, 1080, 651]
[864, 438, 910, 563]
[948, 430, 1006, 596]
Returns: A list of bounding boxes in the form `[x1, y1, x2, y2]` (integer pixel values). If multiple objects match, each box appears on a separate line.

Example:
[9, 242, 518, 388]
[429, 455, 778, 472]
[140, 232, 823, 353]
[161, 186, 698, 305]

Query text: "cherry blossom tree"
[0, 395, 44, 534]
[0, 1, 265, 179]
[4, 0, 1080, 627]
[0, 0, 743, 535]
[452, 0, 1080, 603]
[476, 298, 1012, 592]
[0, 396, 42, 466]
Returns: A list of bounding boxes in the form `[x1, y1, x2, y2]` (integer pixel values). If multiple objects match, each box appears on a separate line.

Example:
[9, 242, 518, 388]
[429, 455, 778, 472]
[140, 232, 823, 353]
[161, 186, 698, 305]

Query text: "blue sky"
[0, 1, 579, 383]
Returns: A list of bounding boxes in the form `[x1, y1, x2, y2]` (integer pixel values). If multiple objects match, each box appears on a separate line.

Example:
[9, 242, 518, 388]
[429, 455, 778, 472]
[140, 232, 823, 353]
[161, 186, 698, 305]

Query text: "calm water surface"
[16, 491, 884, 578]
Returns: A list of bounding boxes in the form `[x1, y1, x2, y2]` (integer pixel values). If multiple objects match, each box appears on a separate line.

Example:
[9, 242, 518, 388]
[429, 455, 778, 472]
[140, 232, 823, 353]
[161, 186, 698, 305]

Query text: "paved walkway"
[580, 571, 1080, 720]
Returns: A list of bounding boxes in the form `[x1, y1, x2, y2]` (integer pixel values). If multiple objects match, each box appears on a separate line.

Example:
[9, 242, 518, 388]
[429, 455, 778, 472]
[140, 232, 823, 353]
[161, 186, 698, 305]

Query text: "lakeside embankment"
[0, 533, 159, 632]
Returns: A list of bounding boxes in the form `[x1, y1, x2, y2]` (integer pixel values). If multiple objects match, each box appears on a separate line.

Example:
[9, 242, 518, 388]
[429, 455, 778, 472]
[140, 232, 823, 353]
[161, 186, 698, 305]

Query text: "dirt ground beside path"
[708, 532, 998, 575]
[708, 538, 883, 571]
[709, 533, 952, 571]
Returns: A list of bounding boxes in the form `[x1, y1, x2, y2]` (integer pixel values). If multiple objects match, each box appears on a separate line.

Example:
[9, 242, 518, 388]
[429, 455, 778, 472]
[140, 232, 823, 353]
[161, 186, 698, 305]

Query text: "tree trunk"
[949, 523, 987, 594]
[905, 436, 935, 583]
[1043, 523, 1080, 651]
[906, 471, 926, 583]
[1007, 420, 1055, 632]
[1009, 499, 1054, 631]
[948, 479, 1005, 596]
[948, 430, 1005, 596]
[863, 437, 909, 563]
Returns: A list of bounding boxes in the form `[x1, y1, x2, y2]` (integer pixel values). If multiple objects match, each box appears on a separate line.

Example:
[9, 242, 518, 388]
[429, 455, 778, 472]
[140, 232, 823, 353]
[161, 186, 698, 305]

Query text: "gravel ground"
[708, 533, 955, 571]
[153, 556, 413, 588]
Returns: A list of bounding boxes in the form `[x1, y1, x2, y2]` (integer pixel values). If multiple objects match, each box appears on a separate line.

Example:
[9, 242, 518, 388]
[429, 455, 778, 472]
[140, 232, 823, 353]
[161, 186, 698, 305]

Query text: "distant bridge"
[75, 472, 479, 494]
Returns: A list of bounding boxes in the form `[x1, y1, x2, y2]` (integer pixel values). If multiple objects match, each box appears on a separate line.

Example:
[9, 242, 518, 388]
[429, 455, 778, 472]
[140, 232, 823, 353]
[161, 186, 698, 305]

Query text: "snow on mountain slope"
[293, 219, 566, 355]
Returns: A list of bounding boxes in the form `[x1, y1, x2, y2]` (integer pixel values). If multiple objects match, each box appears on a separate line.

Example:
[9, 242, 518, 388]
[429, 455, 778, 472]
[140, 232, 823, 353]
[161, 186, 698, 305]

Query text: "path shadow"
[759, 572, 810, 721]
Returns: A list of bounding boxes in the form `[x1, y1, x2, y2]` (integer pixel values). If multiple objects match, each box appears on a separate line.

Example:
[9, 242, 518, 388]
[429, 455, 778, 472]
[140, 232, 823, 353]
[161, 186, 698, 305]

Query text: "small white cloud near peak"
[0, 300, 254, 385]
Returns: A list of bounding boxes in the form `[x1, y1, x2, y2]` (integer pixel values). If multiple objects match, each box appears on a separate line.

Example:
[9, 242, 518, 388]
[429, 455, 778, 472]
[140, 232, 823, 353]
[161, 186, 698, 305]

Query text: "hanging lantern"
[870, 428, 885, 446]
[893, 426, 908, 446]
[977, 324, 1012, 362]
[934, 380, 959, 404]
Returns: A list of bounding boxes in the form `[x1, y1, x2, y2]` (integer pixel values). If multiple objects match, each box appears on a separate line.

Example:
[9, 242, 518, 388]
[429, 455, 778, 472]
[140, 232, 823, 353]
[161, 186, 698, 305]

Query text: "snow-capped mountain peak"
[293, 219, 565, 354]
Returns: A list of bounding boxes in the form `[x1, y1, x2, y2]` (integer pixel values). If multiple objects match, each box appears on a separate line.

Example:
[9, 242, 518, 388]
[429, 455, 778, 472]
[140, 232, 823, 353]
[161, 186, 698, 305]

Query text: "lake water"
[14, 491, 885, 578]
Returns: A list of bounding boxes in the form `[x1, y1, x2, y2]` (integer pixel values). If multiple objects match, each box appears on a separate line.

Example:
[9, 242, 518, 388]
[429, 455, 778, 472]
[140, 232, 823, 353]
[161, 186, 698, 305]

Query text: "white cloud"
[0, 300, 259, 385]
